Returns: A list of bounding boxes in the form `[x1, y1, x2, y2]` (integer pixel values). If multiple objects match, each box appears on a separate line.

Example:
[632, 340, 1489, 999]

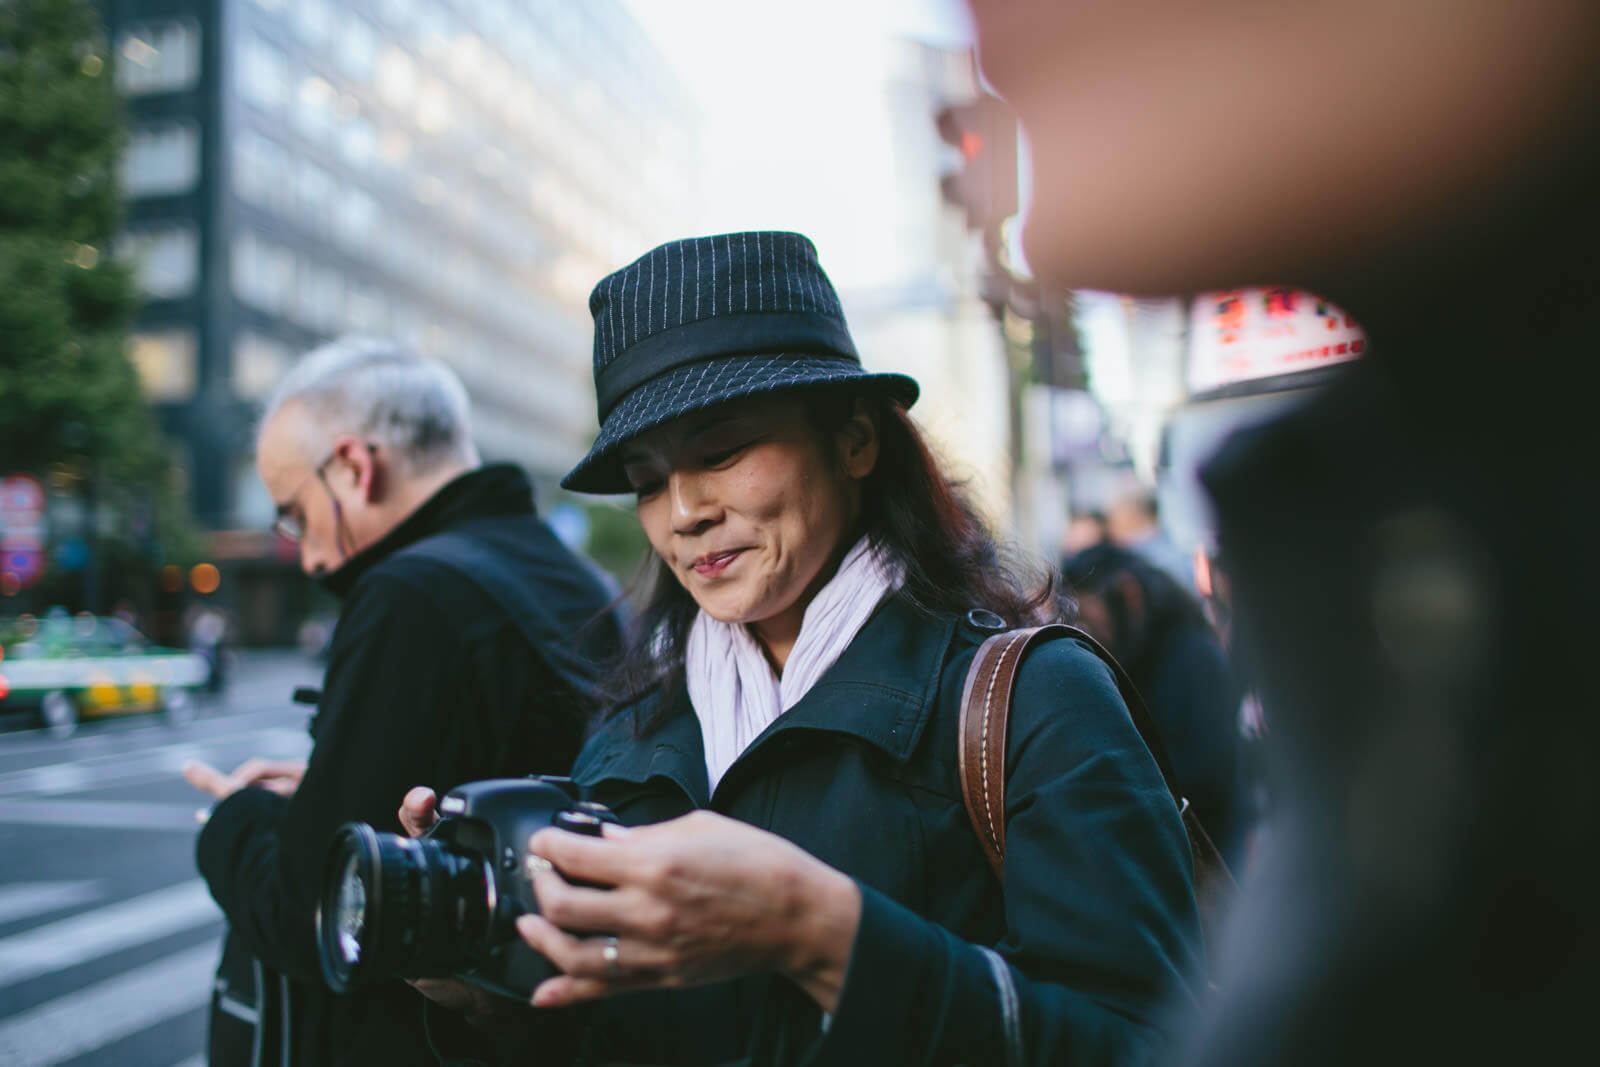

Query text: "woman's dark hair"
[598, 385, 1063, 734]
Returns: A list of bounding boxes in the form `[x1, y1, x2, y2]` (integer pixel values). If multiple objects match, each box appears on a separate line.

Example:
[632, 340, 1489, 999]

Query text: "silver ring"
[601, 936, 620, 978]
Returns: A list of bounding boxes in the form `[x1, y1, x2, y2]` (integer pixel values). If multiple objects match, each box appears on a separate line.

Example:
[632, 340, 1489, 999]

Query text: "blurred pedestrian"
[1063, 542, 1247, 864]
[1058, 507, 1108, 560]
[188, 606, 228, 694]
[967, 1, 1600, 1063]
[181, 338, 623, 1067]
[1107, 484, 1194, 591]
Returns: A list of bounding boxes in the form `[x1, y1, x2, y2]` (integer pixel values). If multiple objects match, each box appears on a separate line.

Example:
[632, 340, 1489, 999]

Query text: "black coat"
[1129, 616, 1245, 865]
[449, 593, 1203, 1066]
[196, 465, 622, 1067]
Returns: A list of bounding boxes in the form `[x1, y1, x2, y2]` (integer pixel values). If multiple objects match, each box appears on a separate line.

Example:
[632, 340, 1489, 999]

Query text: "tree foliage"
[0, 0, 200, 589]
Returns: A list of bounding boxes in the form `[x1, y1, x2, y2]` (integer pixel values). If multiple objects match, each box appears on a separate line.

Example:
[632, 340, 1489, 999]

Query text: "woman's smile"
[689, 548, 747, 578]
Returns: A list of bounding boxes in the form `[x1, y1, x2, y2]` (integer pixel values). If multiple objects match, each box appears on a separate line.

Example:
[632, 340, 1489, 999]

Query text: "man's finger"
[233, 758, 305, 784]
[182, 760, 232, 799]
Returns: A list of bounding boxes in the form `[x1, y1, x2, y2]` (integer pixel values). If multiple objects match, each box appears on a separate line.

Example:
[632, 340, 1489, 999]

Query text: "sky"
[620, 0, 974, 289]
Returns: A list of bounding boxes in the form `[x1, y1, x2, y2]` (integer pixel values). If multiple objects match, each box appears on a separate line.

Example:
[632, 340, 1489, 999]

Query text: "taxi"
[0, 610, 207, 737]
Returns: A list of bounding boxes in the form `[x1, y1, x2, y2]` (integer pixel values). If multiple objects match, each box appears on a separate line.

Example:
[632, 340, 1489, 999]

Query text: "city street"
[0, 651, 320, 1067]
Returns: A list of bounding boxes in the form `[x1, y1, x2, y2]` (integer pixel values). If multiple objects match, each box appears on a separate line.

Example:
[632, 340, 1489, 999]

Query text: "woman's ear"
[835, 398, 880, 480]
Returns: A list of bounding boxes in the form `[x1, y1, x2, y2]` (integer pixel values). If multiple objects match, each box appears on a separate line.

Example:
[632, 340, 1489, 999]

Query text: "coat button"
[965, 608, 1007, 632]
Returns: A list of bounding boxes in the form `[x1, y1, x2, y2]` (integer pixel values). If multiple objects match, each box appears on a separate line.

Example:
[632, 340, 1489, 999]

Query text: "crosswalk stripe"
[0, 941, 216, 1067]
[0, 799, 203, 832]
[0, 880, 220, 991]
[0, 881, 104, 925]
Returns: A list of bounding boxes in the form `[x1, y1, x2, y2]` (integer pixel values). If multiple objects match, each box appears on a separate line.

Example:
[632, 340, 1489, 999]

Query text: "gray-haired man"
[183, 338, 622, 1066]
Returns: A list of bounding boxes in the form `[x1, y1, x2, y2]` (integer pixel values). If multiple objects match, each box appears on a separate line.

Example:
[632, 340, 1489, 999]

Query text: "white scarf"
[686, 536, 904, 791]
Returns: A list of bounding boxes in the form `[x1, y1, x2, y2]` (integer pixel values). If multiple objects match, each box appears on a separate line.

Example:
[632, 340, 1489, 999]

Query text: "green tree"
[0, 0, 199, 605]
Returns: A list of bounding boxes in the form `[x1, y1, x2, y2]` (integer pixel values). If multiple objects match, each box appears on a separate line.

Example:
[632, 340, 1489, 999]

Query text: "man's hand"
[184, 758, 308, 802]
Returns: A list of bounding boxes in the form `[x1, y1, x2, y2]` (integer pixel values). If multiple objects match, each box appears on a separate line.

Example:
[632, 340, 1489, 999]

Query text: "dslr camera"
[316, 776, 616, 1001]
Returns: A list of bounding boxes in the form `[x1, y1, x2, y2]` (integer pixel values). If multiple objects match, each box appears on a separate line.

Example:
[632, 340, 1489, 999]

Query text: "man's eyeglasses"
[272, 453, 338, 543]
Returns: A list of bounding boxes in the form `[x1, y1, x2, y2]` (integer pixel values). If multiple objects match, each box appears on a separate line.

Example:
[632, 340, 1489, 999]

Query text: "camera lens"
[332, 853, 367, 968]
[317, 823, 494, 992]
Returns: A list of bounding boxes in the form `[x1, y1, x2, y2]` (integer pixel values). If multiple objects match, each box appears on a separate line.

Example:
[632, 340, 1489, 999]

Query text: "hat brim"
[560, 352, 919, 494]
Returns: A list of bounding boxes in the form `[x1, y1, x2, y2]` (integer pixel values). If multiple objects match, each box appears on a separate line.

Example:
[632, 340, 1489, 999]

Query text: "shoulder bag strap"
[958, 623, 1235, 895]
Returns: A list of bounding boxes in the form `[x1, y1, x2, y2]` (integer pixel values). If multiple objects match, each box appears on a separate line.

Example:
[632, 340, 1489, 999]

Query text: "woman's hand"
[516, 810, 861, 1014]
[398, 786, 439, 837]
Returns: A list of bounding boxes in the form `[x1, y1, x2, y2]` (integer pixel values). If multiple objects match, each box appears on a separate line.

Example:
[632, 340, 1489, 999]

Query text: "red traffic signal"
[936, 94, 1019, 237]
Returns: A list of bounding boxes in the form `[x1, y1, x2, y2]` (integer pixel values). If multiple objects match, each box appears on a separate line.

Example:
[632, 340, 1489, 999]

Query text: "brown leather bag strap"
[957, 626, 1060, 883]
[957, 622, 1227, 883]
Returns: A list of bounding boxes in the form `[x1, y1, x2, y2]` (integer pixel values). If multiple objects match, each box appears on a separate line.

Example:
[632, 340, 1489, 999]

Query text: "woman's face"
[623, 394, 879, 646]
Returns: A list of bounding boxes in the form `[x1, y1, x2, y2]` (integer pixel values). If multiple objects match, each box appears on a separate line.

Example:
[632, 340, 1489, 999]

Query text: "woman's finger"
[527, 827, 646, 888]
[529, 868, 664, 937]
[515, 915, 675, 983]
[531, 972, 663, 1008]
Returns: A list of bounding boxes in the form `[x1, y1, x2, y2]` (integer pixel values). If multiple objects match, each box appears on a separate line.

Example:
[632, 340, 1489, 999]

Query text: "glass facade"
[112, 0, 698, 528]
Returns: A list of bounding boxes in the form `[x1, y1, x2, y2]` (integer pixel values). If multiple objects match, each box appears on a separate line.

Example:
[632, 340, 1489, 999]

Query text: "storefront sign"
[1187, 288, 1365, 396]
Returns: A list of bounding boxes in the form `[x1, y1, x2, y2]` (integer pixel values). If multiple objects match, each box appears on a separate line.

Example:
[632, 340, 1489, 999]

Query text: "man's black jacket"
[196, 464, 622, 1066]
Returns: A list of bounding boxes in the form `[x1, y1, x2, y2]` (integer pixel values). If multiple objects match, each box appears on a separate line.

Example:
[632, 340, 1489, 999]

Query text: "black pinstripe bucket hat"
[560, 231, 919, 494]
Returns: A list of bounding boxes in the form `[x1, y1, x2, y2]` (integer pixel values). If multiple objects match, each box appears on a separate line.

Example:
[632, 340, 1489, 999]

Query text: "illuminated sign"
[1187, 287, 1365, 395]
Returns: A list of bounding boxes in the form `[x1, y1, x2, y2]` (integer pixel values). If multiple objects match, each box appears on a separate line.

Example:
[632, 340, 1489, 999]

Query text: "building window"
[294, 159, 336, 233]
[116, 21, 200, 96]
[234, 331, 294, 399]
[294, 0, 335, 48]
[232, 455, 278, 529]
[376, 46, 417, 109]
[128, 329, 198, 400]
[233, 129, 293, 215]
[294, 76, 336, 144]
[293, 262, 344, 331]
[120, 225, 198, 299]
[339, 112, 377, 169]
[381, 0, 417, 31]
[233, 231, 295, 313]
[238, 35, 290, 112]
[122, 122, 200, 198]
[343, 283, 388, 333]
[333, 186, 378, 249]
[338, 14, 378, 80]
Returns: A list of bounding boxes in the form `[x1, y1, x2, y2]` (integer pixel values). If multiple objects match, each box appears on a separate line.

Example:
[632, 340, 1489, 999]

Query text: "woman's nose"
[669, 471, 720, 534]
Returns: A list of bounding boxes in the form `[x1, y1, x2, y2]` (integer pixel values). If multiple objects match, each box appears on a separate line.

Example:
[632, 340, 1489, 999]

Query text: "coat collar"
[578, 593, 956, 807]
[319, 464, 536, 599]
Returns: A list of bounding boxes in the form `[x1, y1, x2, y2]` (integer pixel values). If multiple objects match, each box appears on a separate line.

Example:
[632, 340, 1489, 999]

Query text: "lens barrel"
[317, 823, 493, 993]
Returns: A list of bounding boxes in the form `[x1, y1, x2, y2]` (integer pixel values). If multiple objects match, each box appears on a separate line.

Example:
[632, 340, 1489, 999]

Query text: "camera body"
[317, 775, 616, 1001]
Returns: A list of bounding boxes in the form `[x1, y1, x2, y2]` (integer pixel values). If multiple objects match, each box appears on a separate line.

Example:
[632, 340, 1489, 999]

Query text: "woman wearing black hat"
[408, 232, 1201, 1065]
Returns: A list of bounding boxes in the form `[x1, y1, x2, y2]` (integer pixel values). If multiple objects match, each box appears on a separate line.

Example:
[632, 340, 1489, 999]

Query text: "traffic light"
[936, 94, 1019, 242]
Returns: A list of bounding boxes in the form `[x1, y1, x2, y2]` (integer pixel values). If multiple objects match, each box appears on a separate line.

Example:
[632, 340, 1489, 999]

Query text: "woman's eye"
[631, 479, 664, 499]
[702, 439, 754, 467]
